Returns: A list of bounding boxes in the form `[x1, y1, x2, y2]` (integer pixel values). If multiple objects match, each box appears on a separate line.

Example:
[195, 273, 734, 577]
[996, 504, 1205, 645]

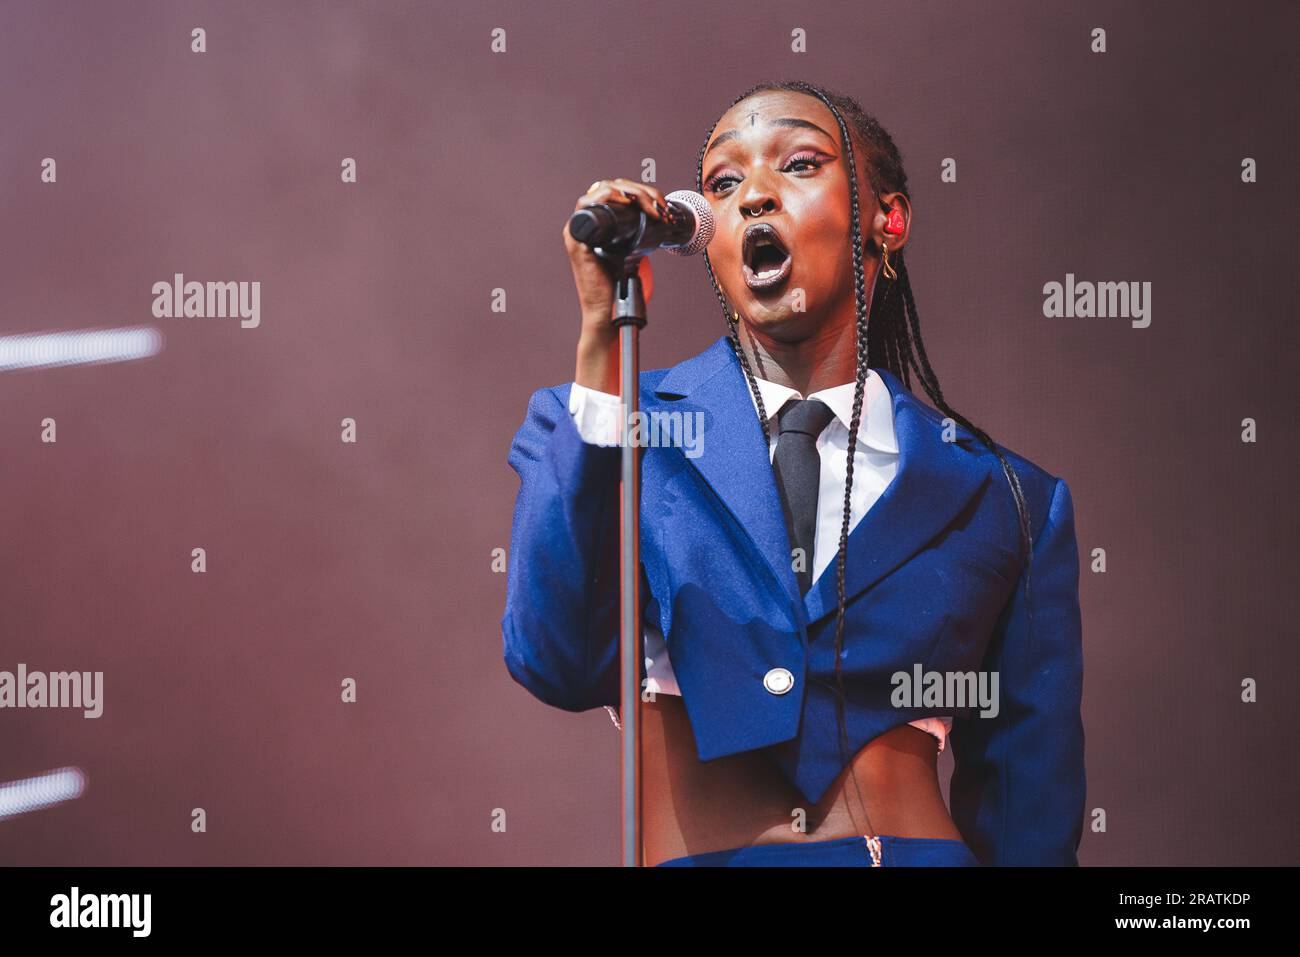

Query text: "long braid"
[695, 80, 1036, 842]
[890, 252, 1036, 609]
[787, 81, 878, 840]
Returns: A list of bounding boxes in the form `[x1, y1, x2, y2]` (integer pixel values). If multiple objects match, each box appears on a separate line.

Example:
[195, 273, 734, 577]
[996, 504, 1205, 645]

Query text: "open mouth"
[741, 223, 792, 291]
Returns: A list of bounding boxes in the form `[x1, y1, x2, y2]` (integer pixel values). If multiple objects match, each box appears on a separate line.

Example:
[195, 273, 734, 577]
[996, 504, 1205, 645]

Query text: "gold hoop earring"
[881, 242, 898, 281]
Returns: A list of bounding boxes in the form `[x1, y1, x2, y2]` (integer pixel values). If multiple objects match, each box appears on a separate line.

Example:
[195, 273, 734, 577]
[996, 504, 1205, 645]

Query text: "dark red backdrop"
[1, 0, 1296, 865]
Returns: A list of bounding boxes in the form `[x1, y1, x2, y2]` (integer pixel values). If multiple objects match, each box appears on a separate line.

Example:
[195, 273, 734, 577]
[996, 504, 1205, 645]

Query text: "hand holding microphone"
[565, 180, 714, 391]
[568, 185, 714, 259]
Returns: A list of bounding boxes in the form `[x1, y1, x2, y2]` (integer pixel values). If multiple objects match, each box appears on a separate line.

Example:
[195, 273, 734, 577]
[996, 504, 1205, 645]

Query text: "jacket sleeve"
[949, 476, 1086, 866]
[501, 384, 642, 712]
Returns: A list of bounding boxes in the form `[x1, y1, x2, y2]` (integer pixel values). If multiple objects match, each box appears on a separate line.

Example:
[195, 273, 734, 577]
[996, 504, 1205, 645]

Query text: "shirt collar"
[746, 370, 899, 454]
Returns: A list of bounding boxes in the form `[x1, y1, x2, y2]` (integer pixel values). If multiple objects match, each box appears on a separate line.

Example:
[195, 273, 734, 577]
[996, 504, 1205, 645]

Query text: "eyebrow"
[704, 117, 836, 157]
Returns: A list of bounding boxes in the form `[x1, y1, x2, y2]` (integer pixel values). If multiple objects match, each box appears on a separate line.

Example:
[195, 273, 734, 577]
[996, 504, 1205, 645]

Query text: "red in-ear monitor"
[884, 207, 905, 235]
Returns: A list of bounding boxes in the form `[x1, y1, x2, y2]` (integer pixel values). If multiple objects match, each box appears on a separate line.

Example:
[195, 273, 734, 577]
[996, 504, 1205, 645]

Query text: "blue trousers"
[656, 834, 980, 867]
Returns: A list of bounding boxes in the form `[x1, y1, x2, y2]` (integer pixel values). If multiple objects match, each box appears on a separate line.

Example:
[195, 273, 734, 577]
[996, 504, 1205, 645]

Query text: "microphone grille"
[664, 190, 715, 256]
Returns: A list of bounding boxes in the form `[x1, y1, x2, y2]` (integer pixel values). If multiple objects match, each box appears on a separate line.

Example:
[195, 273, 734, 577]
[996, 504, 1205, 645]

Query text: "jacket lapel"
[802, 365, 991, 627]
[653, 335, 993, 632]
[653, 336, 803, 610]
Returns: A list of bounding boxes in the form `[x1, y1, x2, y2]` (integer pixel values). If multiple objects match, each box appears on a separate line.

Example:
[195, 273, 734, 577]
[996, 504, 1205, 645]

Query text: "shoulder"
[901, 388, 1073, 544]
[537, 366, 676, 410]
[533, 334, 731, 409]
[982, 435, 1061, 500]
[967, 431, 1075, 546]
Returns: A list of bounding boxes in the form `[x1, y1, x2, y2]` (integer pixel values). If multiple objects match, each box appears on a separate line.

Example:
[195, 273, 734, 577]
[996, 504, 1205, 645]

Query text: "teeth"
[757, 266, 781, 279]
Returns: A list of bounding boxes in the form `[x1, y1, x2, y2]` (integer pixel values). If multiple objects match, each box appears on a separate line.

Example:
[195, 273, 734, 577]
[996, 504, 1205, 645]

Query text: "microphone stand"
[574, 191, 710, 867]
[607, 254, 646, 868]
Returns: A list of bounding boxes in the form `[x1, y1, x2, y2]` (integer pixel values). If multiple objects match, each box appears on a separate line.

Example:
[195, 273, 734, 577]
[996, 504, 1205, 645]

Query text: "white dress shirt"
[567, 371, 952, 754]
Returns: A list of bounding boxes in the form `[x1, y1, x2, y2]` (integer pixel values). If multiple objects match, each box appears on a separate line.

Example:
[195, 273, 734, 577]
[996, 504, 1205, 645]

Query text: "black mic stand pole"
[573, 192, 711, 865]
[608, 254, 646, 868]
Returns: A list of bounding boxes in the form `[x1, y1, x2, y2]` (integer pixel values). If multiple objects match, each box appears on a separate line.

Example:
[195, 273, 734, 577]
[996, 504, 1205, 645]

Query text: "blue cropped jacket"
[502, 334, 1086, 866]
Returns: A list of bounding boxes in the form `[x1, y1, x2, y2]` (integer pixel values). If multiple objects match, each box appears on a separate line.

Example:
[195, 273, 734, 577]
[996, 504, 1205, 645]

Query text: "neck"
[737, 298, 864, 396]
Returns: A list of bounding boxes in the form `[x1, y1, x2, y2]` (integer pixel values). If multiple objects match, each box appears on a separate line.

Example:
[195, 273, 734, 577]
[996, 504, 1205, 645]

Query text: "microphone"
[567, 189, 714, 258]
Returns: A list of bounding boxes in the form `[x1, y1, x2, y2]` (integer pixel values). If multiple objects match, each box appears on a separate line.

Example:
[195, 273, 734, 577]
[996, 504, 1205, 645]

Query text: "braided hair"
[694, 79, 1035, 834]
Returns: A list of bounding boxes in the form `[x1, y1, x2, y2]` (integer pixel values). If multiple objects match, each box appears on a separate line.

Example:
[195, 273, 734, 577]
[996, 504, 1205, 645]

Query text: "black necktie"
[773, 398, 836, 596]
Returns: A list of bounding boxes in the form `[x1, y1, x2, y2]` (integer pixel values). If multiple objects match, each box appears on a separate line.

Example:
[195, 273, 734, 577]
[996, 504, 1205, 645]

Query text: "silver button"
[763, 668, 795, 695]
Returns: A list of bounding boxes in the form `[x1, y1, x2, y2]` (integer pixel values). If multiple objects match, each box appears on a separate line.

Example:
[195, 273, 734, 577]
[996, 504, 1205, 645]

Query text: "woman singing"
[502, 79, 1085, 867]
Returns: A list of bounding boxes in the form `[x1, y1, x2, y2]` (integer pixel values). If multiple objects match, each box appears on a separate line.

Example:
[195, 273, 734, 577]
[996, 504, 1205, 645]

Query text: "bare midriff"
[641, 694, 964, 867]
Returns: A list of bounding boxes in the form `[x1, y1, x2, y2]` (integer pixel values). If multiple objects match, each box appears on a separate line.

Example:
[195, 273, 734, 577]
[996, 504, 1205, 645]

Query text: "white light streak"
[0, 767, 88, 822]
[0, 326, 163, 371]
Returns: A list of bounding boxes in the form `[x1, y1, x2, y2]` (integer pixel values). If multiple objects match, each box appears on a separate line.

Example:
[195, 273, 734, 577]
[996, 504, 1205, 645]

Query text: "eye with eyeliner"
[704, 151, 829, 195]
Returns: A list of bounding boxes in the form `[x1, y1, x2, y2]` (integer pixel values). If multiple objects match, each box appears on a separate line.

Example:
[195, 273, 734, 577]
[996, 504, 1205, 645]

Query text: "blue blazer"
[502, 334, 1085, 866]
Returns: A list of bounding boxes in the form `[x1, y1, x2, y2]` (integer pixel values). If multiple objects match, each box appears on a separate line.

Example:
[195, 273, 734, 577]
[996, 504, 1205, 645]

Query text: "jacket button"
[763, 668, 794, 695]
